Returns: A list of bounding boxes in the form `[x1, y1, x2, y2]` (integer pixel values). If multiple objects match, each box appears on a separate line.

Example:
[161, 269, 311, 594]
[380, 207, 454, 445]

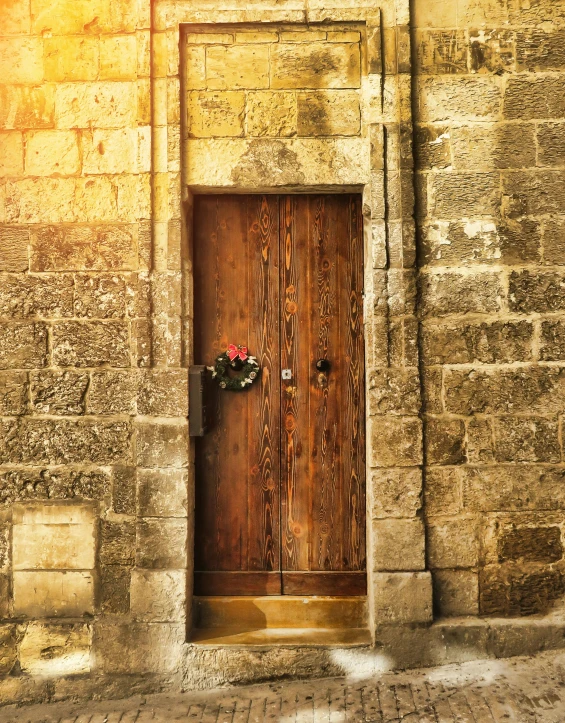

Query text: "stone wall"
[414, 0, 565, 618]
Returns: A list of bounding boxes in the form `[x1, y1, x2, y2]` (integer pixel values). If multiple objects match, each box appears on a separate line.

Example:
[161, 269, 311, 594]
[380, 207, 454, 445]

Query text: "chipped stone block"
[19, 623, 91, 677]
[433, 571, 479, 617]
[494, 416, 560, 463]
[0, 85, 54, 130]
[0, 273, 73, 318]
[99, 521, 135, 566]
[100, 566, 130, 614]
[52, 321, 130, 367]
[82, 128, 138, 174]
[30, 370, 88, 416]
[0, 467, 109, 507]
[427, 517, 479, 569]
[414, 125, 451, 170]
[424, 467, 463, 517]
[0, 227, 28, 272]
[498, 526, 563, 564]
[0, 323, 48, 369]
[74, 274, 127, 319]
[87, 370, 137, 415]
[0, 38, 43, 84]
[271, 43, 360, 89]
[187, 91, 245, 137]
[54, 81, 137, 129]
[372, 518, 426, 571]
[368, 368, 421, 416]
[137, 370, 188, 417]
[137, 469, 188, 518]
[206, 45, 269, 90]
[480, 566, 565, 617]
[420, 271, 503, 317]
[504, 77, 565, 120]
[136, 519, 188, 569]
[135, 422, 189, 468]
[425, 418, 465, 466]
[414, 30, 468, 75]
[246, 91, 297, 137]
[370, 468, 422, 519]
[0, 371, 28, 415]
[297, 90, 360, 136]
[369, 416, 423, 467]
[13, 571, 94, 617]
[131, 570, 186, 622]
[0, 625, 19, 675]
[373, 572, 433, 624]
[112, 466, 136, 515]
[540, 320, 565, 361]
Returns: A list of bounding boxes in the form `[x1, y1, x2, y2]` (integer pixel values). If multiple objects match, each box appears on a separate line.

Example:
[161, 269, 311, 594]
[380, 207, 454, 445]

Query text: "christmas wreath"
[209, 344, 260, 391]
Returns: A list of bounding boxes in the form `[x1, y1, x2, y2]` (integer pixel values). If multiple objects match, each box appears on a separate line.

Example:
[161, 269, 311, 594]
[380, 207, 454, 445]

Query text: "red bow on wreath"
[227, 344, 248, 362]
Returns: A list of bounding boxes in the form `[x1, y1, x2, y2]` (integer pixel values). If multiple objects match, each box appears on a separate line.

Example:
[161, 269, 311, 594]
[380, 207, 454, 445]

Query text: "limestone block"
[0, 228, 28, 272]
[187, 91, 245, 138]
[297, 90, 360, 136]
[504, 77, 565, 121]
[0, 323, 48, 369]
[245, 91, 297, 137]
[433, 571, 479, 617]
[44, 37, 99, 82]
[450, 124, 535, 171]
[32, 0, 136, 34]
[373, 572, 433, 624]
[31, 224, 137, 272]
[13, 524, 95, 571]
[206, 45, 269, 90]
[372, 518, 426, 571]
[88, 370, 137, 415]
[427, 517, 478, 569]
[0, 418, 132, 465]
[235, 31, 279, 43]
[100, 35, 137, 80]
[52, 320, 130, 367]
[430, 172, 499, 217]
[466, 418, 495, 464]
[424, 467, 463, 517]
[112, 466, 136, 515]
[420, 271, 503, 317]
[6, 178, 76, 224]
[370, 468, 422, 519]
[0, 467, 109, 506]
[74, 176, 118, 222]
[414, 125, 451, 170]
[137, 469, 188, 518]
[479, 564, 565, 617]
[25, 130, 80, 177]
[0, 520, 9, 571]
[94, 622, 185, 674]
[99, 521, 135, 566]
[136, 518, 188, 569]
[185, 138, 369, 188]
[541, 320, 565, 361]
[543, 219, 565, 265]
[0, 0, 31, 34]
[0, 86, 54, 130]
[0, 370, 28, 415]
[425, 418, 465, 466]
[0, 38, 43, 84]
[74, 274, 126, 319]
[368, 369, 421, 416]
[82, 129, 138, 174]
[186, 33, 233, 44]
[0, 626, 19, 675]
[135, 421, 189, 468]
[368, 416, 423, 467]
[422, 320, 533, 365]
[185, 45, 206, 90]
[0, 133, 24, 177]
[0, 272, 73, 319]
[131, 570, 186, 621]
[100, 566, 130, 614]
[494, 416, 560, 463]
[137, 369, 188, 417]
[415, 77, 501, 122]
[19, 623, 91, 677]
[13, 571, 94, 617]
[30, 370, 89, 415]
[271, 43, 360, 89]
[115, 173, 151, 222]
[414, 30, 468, 75]
[138, 78, 151, 124]
[510, 270, 565, 314]
[55, 82, 137, 129]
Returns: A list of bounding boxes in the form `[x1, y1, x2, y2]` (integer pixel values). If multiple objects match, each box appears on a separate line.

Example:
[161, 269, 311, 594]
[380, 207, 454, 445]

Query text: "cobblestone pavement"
[3, 650, 565, 722]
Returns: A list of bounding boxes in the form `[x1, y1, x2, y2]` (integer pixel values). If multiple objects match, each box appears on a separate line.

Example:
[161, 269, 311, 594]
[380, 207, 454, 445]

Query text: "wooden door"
[193, 194, 365, 596]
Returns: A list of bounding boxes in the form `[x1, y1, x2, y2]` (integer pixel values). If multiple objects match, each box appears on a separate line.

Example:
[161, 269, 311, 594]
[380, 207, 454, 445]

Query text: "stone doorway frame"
[148, 0, 432, 640]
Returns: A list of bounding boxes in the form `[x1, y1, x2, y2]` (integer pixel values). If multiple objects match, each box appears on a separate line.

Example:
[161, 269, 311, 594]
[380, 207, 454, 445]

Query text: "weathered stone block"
[0, 38, 43, 84]
[504, 77, 565, 120]
[508, 0, 565, 25]
[30, 370, 88, 415]
[373, 572, 433, 624]
[510, 270, 565, 313]
[0, 371, 28, 415]
[6, 177, 76, 223]
[0, 625, 20, 675]
[370, 468, 422, 519]
[271, 43, 360, 89]
[137, 469, 188, 518]
[0, 0, 30, 34]
[0, 133, 24, 177]
[450, 123, 535, 170]
[415, 77, 502, 123]
[430, 172, 499, 217]
[0, 467, 109, 506]
[494, 417, 560, 463]
[0, 228, 28, 272]
[74, 274, 127, 319]
[206, 45, 269, 90]
[469, 29, 515, 74]
[0, 273, 73, 318]
[82, 128, 137, 174]
[131, 570, 186, 622]
[427, 517, 478, 569]
[433, 570, 479, 617]
[137, 370, 188, 417]
[0, 323, 48, 369]
[498, 526, 563, 564]
[87, 371, 137, 415]
[422, 320, 533, 365]
[100, 566, 130, 614]
[135, 422, 189, 468]
[94, 622, 184, 674]
[52, 321, 130, 367]
[100, 35, 137, 80]
[504, 171, 565, 216]
[44, 37, 99, 82]
[99, 521, 135, 566]
[424, 467, 462, 517]
[54, 82, 137, 129]
[31, 0, 136, 34]
[420, 271, 503, 317]
[13, 571, 94, 617]
[463, 465, 565, 512]
[185, 44, 206, 89]
[540, 320, 565, 361]
[466, 418, 495, 464]
[246, 91, 297, 137]
[368, 416, 423, 467]
[112, 466, 136, 515]
[422, 367, 443, 414]
[368, 369, 421, 416]
[0, 575, 10, 618]
[187, 91, 245, 138]
[372, 518, 426, 571]
[544, 219, 565, 265]
[19, 623, 91, 676]
[516, 30, 565, 72]
[0, 85, 54, 130]
[136, 519, 188, 569]
[413, 125, 451, 170]
[0, 418, 132, 465]
[425, 418, 465, 465]
[480, 566, 565, 617]
[297, 90, 360, 136]
[414, 30, 468, 75]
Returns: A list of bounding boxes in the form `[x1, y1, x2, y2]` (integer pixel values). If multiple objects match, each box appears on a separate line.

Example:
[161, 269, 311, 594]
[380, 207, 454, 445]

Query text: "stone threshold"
[190, 626, 372, 646]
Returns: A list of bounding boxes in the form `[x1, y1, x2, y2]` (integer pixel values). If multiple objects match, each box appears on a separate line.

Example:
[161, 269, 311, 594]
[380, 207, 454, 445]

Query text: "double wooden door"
[193, 194, 366, 596]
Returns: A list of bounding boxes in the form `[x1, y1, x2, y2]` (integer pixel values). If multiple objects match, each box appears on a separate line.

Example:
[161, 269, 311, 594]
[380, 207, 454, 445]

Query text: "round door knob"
[316, 359, 331, 373]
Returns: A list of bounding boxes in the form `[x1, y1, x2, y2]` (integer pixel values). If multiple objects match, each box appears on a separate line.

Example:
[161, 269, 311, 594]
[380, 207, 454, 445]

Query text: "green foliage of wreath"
[209, 351, 260, 391]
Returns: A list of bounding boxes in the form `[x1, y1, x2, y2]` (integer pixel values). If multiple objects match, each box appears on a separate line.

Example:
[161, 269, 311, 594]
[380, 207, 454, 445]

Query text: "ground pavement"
[2, 649, 565, 722]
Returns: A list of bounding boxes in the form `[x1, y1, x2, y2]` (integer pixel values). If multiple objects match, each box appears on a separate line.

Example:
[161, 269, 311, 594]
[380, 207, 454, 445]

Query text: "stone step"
[190, 626, 372, 647]
[193, 595, 368, 630]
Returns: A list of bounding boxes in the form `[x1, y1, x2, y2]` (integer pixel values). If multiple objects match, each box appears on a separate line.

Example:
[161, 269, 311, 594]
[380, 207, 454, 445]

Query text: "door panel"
[193, 194, 365, 596]
[280, 196, 366, 592]
[193, 195, 281, 591]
